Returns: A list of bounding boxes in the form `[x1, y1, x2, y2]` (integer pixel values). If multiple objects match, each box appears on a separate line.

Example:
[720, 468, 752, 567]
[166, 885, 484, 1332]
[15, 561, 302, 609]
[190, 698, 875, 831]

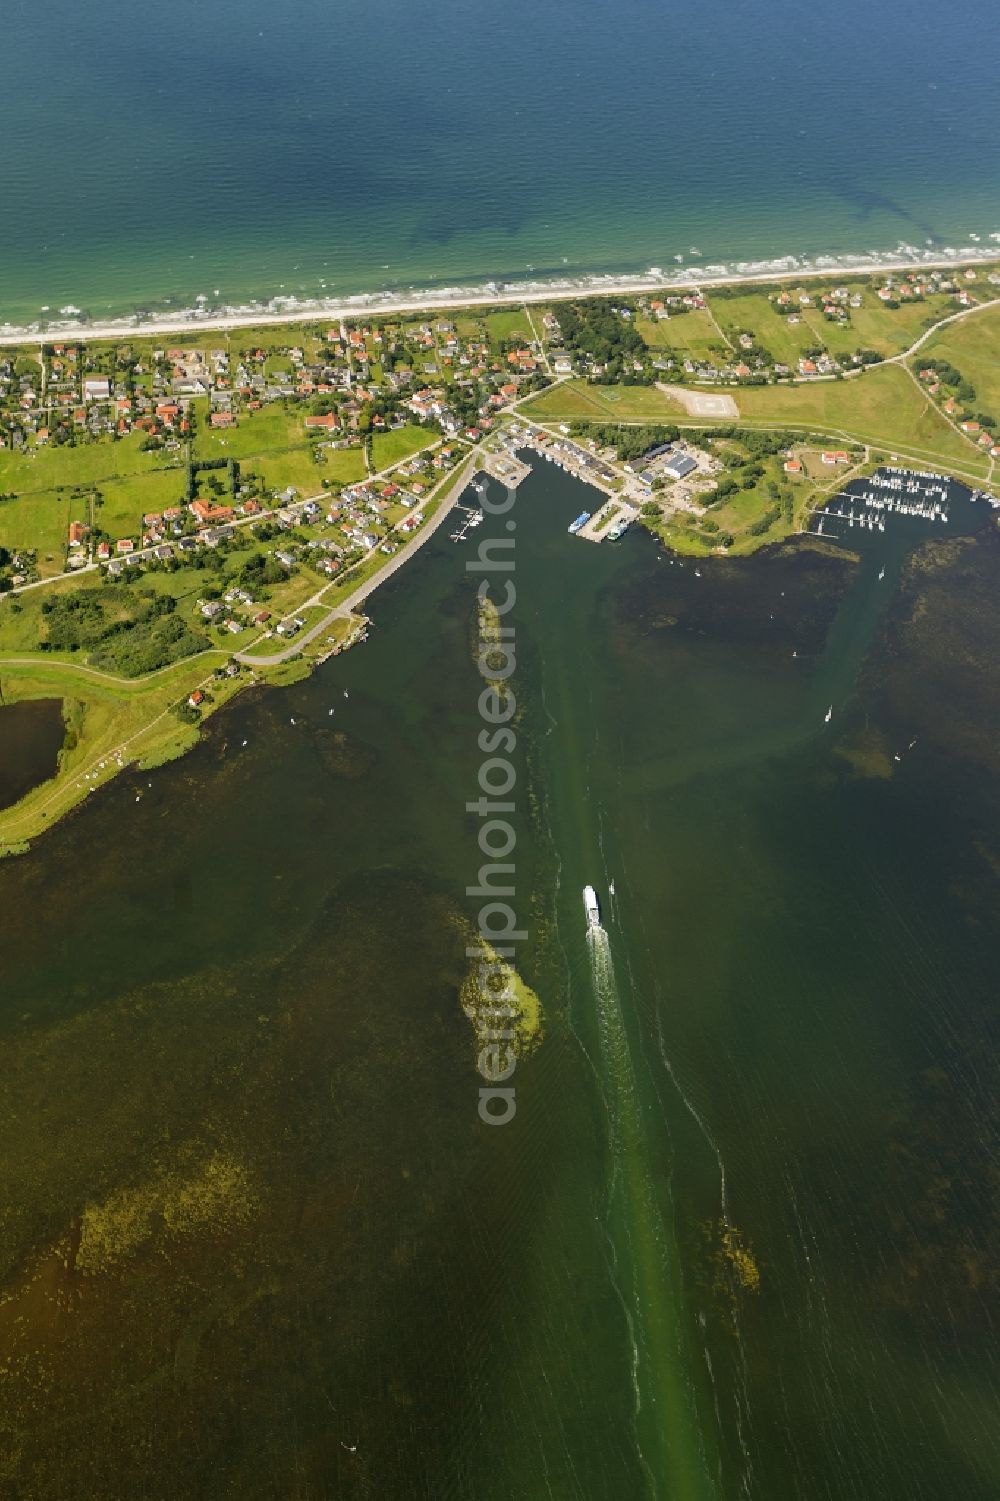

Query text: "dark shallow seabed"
[0, 460, 998, 1499]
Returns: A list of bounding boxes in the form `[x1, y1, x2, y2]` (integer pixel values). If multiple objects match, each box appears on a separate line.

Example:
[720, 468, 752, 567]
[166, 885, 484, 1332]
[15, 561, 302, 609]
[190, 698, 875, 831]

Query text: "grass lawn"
[519, 381, 684, 423]
[192, 402, 302, 462]
[454, 315, 485, 339]
[255, 448, 327, 495]
[371, 424, 436, 469]
[0, 491, 75, 573]
[0, 432, 178, 495]
[636, 310, 723, 357]
[191, 402, 365, 495]
[226, 324, 325, 359]
[95, 470, 190, 539]
[485, 307, 533, 345]
[730, 366, 988, 476]
[321, 447, 367, 486]
[844, 292, 955, 354]
[705, 284, 958, 364]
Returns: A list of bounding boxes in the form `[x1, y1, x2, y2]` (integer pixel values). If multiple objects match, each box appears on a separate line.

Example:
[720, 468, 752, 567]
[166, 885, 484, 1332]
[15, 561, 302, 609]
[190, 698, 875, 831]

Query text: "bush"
[40, 587, 208, 677]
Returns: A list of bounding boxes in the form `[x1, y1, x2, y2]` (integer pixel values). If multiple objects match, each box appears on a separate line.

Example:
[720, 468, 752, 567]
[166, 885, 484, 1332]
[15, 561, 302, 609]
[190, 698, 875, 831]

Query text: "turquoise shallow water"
[3, 0, 1000, 323]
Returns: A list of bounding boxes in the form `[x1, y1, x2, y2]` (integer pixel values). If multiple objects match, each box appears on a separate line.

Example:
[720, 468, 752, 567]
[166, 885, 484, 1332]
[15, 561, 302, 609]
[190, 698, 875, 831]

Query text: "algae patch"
[698, 1217, 761, 1329]
[475, 592, 513, 700]
[834, 725, 894, 780]
[75, 1150, 257, 1275]
[459, 933, 543, 1061]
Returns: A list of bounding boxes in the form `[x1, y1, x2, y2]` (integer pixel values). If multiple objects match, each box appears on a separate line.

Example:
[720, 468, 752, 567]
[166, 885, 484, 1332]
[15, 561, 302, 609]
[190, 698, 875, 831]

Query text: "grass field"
[321, 447, 368, 486]
[371, 424, 436, 469]
[522, 370, 988, 478]
[192, 402, 367, 494]
[226, 324, 325, 359]
[520, 381, 685, 423]
[192, 402, 300, 462]
[712, 294, 818, 367]
[0, 450, 188, 563]
[0, 432, 181, 495]
[911, 301, 1000, 416]
[254, 447, 327, 494]
[0, 491, 76, 572]
[95, 470, 190, 538]
[485, 307, 533, 344]
[636, 310, 724, 357]
[0, 652, 232, 853]
[704, 286, 959, 366]
[731, 366, 987, 476]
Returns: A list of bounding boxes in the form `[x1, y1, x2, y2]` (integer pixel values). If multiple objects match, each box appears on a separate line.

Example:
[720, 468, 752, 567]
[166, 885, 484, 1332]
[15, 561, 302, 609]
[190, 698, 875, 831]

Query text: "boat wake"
[584, 906, 719, 1498]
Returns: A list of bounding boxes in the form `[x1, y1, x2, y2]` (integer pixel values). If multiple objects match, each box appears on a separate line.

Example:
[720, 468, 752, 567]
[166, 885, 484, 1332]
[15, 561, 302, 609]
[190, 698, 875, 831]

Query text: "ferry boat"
[583, 885, 601, 927]
[568, 511, 591, 535]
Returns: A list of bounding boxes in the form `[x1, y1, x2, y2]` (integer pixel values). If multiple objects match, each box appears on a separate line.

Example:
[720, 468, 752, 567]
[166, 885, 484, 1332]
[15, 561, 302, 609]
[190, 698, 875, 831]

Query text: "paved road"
[235, 452, 480, 666]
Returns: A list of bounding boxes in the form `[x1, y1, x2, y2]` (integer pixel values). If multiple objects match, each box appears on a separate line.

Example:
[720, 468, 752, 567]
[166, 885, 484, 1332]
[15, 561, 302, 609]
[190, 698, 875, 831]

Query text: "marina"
[521, 427, 620, 497]
[807, 468, 995, 543]
[448, 501, 485, 543]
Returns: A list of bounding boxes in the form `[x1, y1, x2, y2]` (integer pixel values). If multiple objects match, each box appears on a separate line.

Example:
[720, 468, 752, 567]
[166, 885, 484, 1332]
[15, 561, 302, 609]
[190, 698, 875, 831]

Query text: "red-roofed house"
[189, 499, 234, 526]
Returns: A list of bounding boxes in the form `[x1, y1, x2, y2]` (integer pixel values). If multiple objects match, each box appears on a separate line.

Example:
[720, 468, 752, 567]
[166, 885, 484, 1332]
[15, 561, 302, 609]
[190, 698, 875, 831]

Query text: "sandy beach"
[1, 247, 997, 348]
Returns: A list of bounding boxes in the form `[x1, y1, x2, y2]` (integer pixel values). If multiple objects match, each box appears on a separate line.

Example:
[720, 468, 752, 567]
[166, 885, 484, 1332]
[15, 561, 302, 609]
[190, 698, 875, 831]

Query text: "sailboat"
[824, 705, 833, 723]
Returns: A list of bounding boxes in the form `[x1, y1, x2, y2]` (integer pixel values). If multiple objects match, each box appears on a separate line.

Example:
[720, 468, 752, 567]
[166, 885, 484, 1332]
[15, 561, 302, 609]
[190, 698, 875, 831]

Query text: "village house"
[189, 499, 234, 526]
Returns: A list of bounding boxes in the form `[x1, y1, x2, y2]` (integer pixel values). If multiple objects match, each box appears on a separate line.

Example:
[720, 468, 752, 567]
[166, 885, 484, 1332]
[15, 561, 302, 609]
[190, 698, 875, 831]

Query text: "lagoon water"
[3, 0, 1000, 324]
[0, 697, 65, 810]
[1, 456, 999, 1497]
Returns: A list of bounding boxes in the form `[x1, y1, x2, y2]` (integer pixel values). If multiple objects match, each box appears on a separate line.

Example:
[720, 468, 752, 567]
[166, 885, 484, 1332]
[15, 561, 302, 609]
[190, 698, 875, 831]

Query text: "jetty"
[575, 497, 640, 543]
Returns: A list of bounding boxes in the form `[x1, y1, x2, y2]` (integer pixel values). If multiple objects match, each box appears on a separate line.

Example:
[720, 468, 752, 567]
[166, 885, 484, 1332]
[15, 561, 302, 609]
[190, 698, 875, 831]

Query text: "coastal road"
[234, 451, 481, 666]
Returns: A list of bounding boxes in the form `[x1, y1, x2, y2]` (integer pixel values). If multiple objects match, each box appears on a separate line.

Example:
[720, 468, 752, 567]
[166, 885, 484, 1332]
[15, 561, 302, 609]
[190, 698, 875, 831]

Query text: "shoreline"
[2, 243, 998, 347]
[0, 452, 480, 856]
